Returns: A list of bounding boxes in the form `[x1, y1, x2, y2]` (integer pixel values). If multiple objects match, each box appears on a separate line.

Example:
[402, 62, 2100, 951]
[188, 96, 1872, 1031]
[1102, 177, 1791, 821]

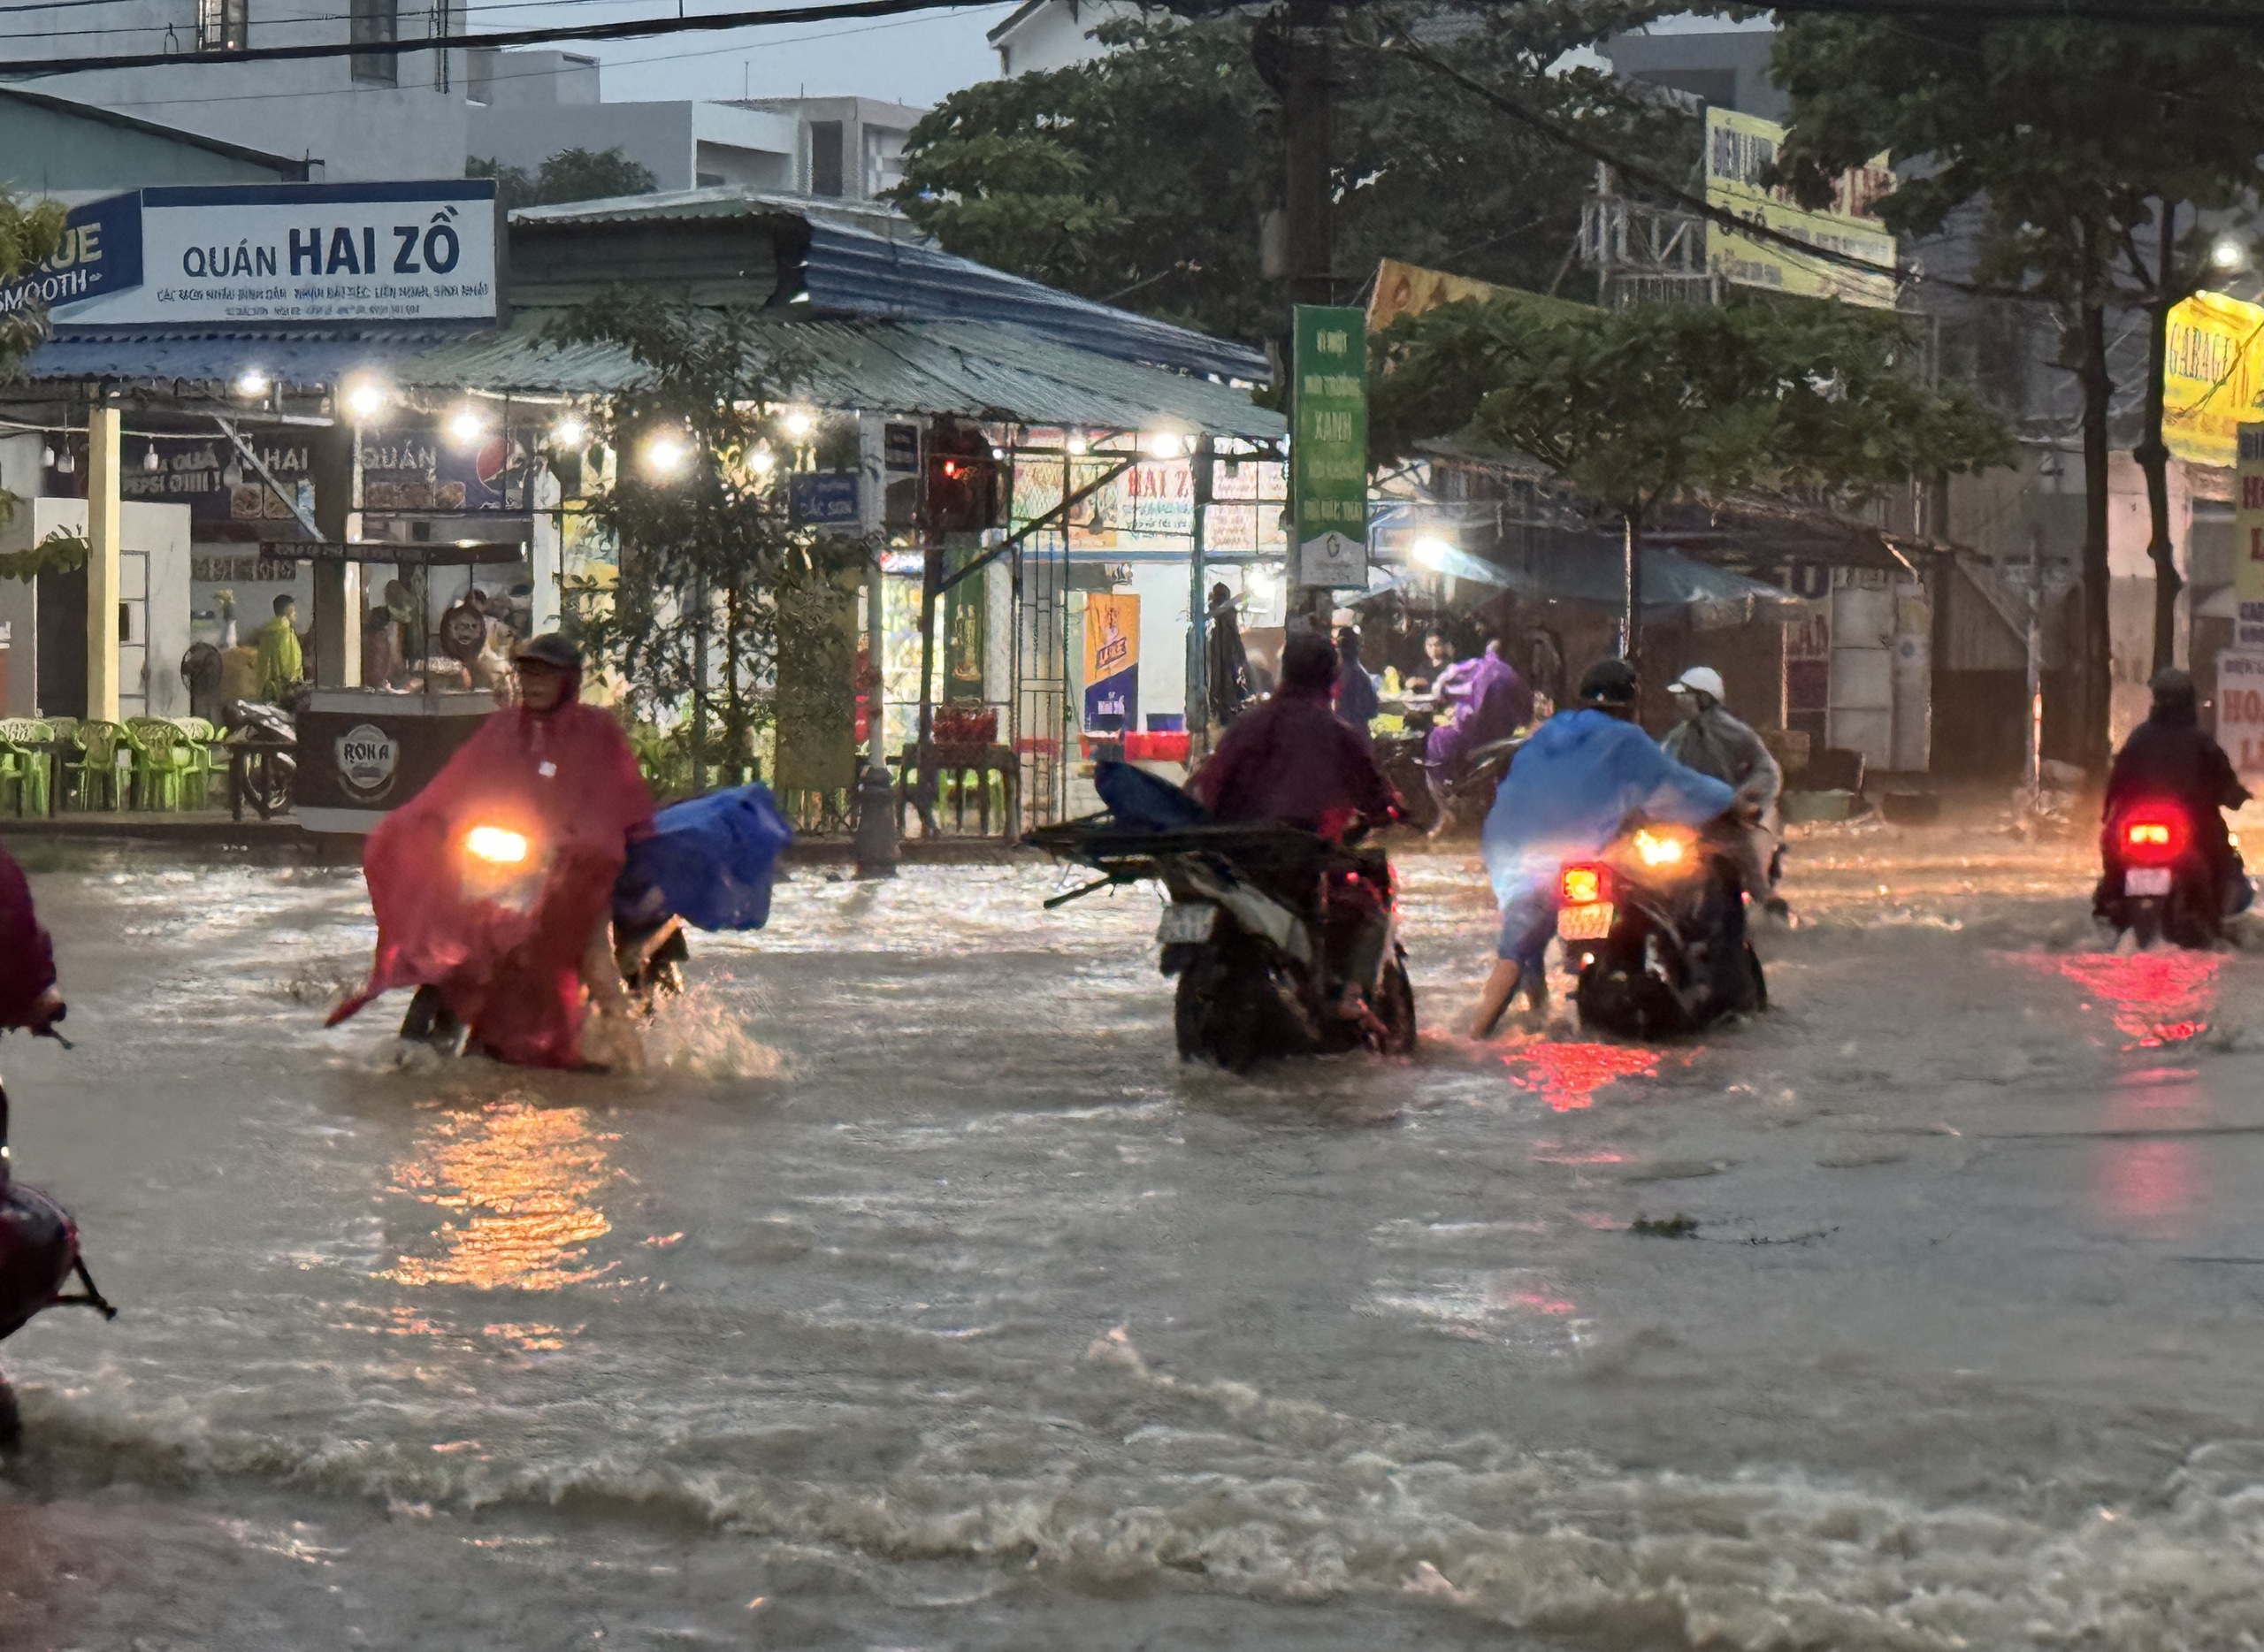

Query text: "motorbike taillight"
[2121, 811, 2189, 865]
[1561, 863, 1611, 906]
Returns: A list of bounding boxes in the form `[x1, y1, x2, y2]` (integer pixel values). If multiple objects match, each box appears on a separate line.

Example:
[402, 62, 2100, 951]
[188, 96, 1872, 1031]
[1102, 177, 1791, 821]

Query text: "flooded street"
[6, 822, 2264, 1648]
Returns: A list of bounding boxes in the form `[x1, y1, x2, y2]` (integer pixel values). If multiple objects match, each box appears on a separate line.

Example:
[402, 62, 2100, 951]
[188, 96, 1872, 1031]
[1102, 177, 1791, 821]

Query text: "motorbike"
[225, 699, 298, 822]
[397, 821, 690, 1055]
[2095, 802, 2235, 950]
[1029, 776, 1417, 1071]
[0, 1048, 119, 1449]
[1554, 816, 1767, 1040]
[1375, 730, 1521, 837]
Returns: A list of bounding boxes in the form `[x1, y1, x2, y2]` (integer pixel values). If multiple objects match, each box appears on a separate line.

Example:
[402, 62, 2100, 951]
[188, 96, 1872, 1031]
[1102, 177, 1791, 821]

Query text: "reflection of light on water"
[2098, 1137, 2199, 1235]
[1503, 1043, 1666, 1111]
[2053, 952, 2223, 1049]
[382, 1100, 619, 1291]
[1365, 1270, 1581, 1342]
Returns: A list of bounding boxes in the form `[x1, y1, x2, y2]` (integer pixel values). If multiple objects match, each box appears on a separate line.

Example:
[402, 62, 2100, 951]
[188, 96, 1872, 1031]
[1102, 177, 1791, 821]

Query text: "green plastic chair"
[172, 716, 220, 807]
[125, 717, 195, 811]
[66, 721, 130, 812]
[0, 718, 50, 817]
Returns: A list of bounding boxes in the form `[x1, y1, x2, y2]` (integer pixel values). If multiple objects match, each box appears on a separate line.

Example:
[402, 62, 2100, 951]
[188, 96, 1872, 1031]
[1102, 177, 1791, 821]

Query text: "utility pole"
[1185, 433, 1214, 745]
[1282, 0, 1332, 311]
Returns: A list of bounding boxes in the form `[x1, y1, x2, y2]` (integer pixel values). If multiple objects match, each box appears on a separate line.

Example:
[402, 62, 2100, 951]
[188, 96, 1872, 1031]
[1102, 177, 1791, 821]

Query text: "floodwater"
[5, 820, 2264, 1648]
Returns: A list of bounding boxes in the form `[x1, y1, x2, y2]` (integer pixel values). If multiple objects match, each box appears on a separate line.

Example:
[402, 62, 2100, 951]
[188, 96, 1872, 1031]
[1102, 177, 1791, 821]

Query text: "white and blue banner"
[0, 180, 498, 327]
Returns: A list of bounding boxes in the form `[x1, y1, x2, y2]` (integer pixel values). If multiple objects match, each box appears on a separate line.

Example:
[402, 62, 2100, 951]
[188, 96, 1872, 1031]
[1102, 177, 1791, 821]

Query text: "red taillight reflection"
[1561, 864, 1610, 906]
[2122, 811, 2188, 864]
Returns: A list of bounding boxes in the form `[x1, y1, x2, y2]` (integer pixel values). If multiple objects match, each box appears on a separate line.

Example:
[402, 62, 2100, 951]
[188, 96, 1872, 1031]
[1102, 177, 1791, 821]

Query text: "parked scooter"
[1554, 816, 1766, 1039]
[0, 1049, 118, 1449]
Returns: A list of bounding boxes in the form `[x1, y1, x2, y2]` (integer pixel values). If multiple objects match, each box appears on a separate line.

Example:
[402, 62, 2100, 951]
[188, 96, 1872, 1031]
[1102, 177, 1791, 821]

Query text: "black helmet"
[1578, 658, 1640, 709]
[512, 632, 581, 673]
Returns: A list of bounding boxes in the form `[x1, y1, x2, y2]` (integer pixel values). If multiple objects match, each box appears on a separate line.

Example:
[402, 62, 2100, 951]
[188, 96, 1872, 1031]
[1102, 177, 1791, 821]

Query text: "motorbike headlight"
[466, 825, 530, 865]
[1633, 829, 1689, 868]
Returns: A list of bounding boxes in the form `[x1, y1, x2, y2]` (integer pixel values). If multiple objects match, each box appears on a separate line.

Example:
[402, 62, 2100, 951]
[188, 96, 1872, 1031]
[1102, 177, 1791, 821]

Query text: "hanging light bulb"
[56, 444, 74, 475]
[142, 443, 162, 473]
[234, 368, 271, 398]
[781, 407, 815, 440]
[41, 443, 55, 469]
[447, 403, 487, 447]
[551, 414, 589, 450]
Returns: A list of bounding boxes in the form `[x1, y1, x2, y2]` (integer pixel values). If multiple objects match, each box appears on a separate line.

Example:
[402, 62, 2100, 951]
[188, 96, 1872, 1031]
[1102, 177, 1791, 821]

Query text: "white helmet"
[1669, 666, 1725, 702]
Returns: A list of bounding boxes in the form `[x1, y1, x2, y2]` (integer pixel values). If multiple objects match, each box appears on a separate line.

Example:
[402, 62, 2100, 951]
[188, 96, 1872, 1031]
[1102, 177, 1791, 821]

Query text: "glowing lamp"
[234, 368, 271, 397]
[642, 432, 689, 479]
[551, 415, 589, 449]
[342, 376, 388, 421]
[466, 825, 529, 865]
[1411, 536, 1453, 571]
[1633, 829, 1689, 868]
[447, 404, 487, 447]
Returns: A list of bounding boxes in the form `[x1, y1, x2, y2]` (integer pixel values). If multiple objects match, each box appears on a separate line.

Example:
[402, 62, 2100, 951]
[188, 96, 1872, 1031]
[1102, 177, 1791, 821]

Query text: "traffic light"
[925, 419, 1004, 534]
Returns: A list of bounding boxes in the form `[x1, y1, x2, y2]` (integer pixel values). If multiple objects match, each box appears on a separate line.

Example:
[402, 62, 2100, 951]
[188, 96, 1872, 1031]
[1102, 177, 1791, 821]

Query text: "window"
[195, 0, 247, 52]
[350, 0, 397, 86]
[808, 120, 844, 198]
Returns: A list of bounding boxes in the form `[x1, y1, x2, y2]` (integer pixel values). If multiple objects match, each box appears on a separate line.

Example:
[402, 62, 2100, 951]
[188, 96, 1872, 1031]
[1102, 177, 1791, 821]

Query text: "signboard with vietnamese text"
[0, 192, 142, 322]
[2162, 291, 2264, 469]
[1291, 304, 1368, 589]
[1082, 592, 1140, 732]
[1705, 106, 1897, 309]
[2238, 424, 2264, 649]
[36, 181, 497, 327]
[2218, 650, 2264, 780]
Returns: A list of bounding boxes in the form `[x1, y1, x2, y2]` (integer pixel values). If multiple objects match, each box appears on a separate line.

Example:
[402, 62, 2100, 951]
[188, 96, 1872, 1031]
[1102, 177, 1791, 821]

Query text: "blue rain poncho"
[619, 783, 794, 932]
[1481, 709, 1737, 906]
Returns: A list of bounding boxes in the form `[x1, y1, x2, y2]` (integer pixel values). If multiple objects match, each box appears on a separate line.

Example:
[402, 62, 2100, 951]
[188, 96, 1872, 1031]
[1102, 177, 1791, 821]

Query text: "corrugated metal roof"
[415, 317, 1287, 440]
[796, 224, 1266, 382]
[512, 187, 1269, 382]
[17, 317, 1288, 440]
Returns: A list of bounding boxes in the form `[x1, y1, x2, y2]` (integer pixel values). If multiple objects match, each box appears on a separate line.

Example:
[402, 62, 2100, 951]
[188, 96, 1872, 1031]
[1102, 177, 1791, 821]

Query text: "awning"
[18, 316, 1287, 441]
[1373, 542, 1806, 630]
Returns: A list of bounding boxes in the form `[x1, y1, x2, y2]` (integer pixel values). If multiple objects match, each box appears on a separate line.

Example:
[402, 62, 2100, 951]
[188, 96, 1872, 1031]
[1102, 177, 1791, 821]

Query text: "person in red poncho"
[329, 633, 655, 1067]
[0, 844, 64, 1036]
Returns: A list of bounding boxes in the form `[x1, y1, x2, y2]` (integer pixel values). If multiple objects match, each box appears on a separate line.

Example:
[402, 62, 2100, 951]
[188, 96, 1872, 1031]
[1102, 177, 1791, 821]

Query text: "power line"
[0, 0, 996, 77]
[1764, 0, 2264, 23]
[1376, 16, 2052, 304]
[0, 0, 643, 44]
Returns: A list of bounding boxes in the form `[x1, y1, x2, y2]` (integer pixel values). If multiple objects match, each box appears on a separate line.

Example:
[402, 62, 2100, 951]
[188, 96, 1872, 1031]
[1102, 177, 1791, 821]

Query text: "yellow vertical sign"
[2241, 423, 2264, 649]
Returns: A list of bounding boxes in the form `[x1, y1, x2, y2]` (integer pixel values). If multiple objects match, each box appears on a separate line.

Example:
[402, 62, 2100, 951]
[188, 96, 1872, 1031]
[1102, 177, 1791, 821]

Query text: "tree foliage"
[891, 3, 1698, 341]
[547, 292, 864, 782]
[1771, 7, 2264, 758]
[1371, 293, 2014, 523]
[468, 147, 659, 211]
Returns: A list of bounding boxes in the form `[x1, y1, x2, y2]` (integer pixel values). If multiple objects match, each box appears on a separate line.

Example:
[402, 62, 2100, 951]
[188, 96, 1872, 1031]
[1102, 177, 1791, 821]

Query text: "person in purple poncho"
[1423, 637, 1534, 829]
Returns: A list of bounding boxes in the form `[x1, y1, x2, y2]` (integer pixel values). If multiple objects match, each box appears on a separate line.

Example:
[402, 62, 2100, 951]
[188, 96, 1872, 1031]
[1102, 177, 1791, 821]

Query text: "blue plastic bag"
[621, 783, 795, 932]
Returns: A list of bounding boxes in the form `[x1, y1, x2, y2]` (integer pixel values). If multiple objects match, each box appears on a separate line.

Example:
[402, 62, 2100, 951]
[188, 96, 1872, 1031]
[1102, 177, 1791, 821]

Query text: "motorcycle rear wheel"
[1369, 953, 1419, 1056]
[1174, 939, 1317, 1072]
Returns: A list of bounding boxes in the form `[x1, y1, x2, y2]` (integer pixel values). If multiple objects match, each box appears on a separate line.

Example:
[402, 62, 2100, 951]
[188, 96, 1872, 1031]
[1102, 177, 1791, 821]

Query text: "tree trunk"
[2078, 299, 2115, 777]
[2136, 204, 2183, 678]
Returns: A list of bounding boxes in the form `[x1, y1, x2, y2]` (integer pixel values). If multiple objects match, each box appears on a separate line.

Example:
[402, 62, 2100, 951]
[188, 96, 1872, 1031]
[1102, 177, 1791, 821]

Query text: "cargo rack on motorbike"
[1026, 816, 1358, 908]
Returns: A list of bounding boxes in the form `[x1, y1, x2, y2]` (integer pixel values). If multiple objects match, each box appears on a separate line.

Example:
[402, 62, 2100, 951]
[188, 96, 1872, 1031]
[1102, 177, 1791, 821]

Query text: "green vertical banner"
[1291, 303, 1370, 590]
[944, 546, 987, 703]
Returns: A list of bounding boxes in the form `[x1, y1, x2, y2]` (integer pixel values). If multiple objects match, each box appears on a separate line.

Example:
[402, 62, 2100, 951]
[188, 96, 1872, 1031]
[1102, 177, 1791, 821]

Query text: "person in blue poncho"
[1468, 658, 1737, 1039]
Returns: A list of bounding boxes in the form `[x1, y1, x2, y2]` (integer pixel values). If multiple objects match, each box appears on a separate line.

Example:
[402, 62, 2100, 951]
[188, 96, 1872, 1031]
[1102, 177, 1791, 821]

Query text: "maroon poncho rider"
[330, 633, 654, 1067]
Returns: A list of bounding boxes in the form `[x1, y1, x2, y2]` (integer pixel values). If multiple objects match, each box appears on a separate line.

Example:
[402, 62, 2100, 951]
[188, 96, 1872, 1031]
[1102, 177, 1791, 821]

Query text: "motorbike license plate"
[2123, 868, 2174, 898]
[1556, 903, 1615, 942]
[1157, 902, 1219, 945]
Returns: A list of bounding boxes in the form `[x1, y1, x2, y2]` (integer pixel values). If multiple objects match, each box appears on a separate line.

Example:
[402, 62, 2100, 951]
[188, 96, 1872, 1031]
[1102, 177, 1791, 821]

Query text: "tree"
[1369, 292, 2013, 664]
[1771, 9, 2264, 768]
[891, 4, 1697, 342]
[468, 147, 659, 211]
[547, 291, 863, 793]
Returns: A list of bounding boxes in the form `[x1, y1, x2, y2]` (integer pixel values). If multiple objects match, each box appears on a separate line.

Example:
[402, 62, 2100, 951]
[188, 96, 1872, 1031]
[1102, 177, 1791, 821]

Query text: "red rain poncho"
[329, 695, 654, 1067]
[0, 843, 57, 1029]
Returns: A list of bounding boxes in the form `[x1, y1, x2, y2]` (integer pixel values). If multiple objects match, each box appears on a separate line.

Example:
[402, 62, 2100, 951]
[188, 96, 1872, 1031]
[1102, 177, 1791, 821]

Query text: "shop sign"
[2161, 291, 2264, 469]
[0, 192, 142, 319]
[1082, 593, 1140, 731]
[1291, 304, 1369, 589]
[883, 423, 920, 472]
[2238, 424, 2264, 649]
[34, 180, 497, 326]
[790, 472, 861, 527]
[125, 436, 311, 536]
[335, 723, 399, 799]
[2218, 651, 2264, 780]
[1705, 107, 1897, 310]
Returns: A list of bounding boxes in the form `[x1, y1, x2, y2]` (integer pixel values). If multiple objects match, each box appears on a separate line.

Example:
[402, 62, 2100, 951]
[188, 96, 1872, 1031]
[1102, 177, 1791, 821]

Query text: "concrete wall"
[22, 1, 471, 181]
[989, 0, 1130, 76]
[0, 95, 304, 192]
[0, 496, 192, 720]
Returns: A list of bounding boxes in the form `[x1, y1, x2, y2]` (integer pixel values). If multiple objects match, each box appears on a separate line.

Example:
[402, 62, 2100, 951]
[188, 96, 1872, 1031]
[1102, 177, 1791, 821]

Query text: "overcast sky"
[464, 2, 1020, 112]
[457, 4, 1767, 116]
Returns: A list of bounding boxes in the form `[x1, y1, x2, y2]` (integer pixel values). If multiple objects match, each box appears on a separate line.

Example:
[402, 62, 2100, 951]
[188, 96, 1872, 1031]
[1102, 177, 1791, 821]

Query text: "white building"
[987, 0, 1136, 76]
[6, 4, 922, 198]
